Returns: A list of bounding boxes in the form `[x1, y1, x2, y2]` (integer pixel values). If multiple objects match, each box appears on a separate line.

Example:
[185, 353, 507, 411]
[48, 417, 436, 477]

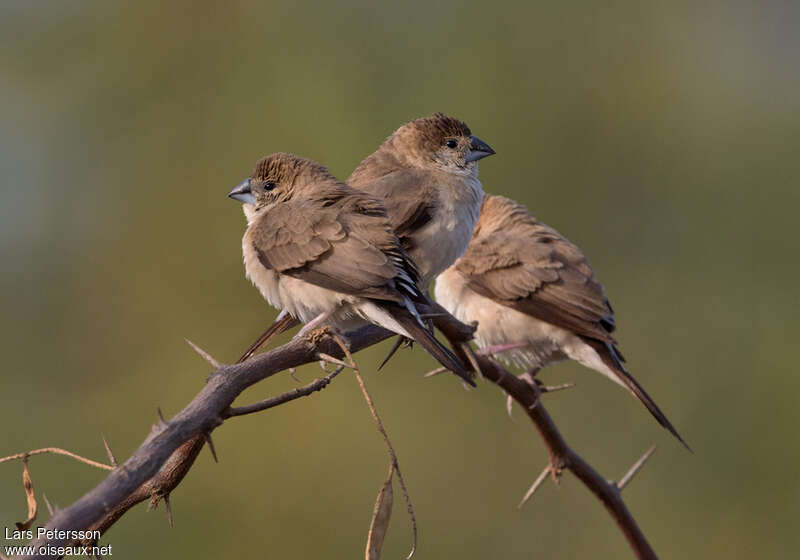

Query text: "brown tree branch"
[429, 304, 658, 560]
[225, 365, 345, 418]
[18, 324, 393, 559]
[11, 305, 661, 560]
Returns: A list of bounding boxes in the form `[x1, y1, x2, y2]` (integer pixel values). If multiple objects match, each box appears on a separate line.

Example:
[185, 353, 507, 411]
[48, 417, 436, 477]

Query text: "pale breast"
[414, 173, 483, 284]
[243, 231, 283, 309]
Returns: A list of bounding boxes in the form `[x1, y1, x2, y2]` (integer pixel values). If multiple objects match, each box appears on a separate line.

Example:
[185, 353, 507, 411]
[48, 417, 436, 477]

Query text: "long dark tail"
[237, 313, 300, 363]
[385, 304, 475, 387]
[586, 339, 691, 451]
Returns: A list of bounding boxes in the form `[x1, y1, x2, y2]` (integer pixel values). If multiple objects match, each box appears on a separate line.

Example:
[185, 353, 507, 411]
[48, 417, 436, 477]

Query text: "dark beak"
[228, 178, 256, 205]
[465, 135, 495, 163]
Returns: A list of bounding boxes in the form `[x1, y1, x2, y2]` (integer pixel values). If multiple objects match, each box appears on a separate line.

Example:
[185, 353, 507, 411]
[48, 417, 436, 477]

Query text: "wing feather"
[250, 197, 419, 303]
[457, 221, 617, 343]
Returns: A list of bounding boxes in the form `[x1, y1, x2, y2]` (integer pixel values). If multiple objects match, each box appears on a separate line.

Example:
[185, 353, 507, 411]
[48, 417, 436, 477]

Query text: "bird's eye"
[445, 139, 458, 149]
[264, 181, 276, 191]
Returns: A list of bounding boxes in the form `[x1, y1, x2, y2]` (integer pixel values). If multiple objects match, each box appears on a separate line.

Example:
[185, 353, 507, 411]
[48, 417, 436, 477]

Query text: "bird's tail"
[384, 303, 475, 387]
[237, 312, 300, 363]
[586, 339, 691, 452]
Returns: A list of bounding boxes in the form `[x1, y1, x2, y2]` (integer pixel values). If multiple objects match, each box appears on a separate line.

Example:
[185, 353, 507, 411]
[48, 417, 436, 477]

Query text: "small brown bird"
[435, 194, 688, 448]
[228, 152, 472, 384]
[348, 113, 495, 286]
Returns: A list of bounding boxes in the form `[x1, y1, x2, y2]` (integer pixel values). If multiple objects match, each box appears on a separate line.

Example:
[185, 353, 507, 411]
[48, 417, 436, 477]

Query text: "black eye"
[264, 181, 276, 191]
[445, 139, 458, 149]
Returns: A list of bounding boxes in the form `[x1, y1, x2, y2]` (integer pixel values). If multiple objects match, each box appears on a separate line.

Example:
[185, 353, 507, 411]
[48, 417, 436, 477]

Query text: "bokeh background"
[2, 1, 798, 558]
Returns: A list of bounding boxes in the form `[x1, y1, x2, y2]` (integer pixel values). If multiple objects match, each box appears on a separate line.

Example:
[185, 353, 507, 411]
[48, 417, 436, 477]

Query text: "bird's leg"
[294, 310, 335, 339]
[377, 336, 413, 370]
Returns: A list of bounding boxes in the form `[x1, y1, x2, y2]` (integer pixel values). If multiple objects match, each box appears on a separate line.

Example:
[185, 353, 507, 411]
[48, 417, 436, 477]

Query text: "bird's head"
[391, 113, 495, 172]
[228, 152, 337, 217]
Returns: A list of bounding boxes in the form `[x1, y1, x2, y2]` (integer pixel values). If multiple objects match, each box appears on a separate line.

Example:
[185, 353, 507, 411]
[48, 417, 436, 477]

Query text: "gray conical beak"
[228, 178, 256, 205]
[465, 135, 496, 162]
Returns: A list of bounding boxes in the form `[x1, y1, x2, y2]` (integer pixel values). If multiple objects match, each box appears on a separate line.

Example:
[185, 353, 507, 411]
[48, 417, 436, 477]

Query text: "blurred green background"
[1, 1, 798, 558]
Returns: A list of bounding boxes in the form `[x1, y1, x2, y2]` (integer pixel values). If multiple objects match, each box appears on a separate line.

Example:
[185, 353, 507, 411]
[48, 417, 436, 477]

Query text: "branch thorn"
[617, 445, 656, 491]
[157, 407, 167, 427]
[422, 366, 446, 378]
[204, 433, 218, 463]
[184, 338, 222, 369]
[43, 493, 55, 516]
[518, 463, 551, 509]
[317, 353, 355, 370]
[164, 493, 174, 528]
[101, 434, 118, 468]
[539, 382, 576, 393]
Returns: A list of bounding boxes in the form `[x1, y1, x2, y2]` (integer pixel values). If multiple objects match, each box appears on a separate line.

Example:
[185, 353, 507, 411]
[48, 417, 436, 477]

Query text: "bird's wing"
[457, 221, 617, 343]
[350, 169, 437, 252]
[250, 199, 418, 302]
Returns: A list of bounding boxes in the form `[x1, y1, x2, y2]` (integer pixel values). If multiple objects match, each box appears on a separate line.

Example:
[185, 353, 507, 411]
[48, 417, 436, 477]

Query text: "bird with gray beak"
[348, 113, 495, 286]
[228, 152, 473, 385]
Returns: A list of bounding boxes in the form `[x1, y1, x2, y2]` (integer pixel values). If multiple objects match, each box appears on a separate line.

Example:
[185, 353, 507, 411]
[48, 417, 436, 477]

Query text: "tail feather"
[586, 339, 691, 452]
[377, 336, 411, 370]
[387, 304, 475, 387]
[237, 312, 300, 363]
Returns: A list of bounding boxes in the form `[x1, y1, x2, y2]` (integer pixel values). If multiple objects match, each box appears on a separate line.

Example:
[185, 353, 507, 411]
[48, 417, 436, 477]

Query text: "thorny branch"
[10, 324, 393, 559]
[429, 303, 659, 560]
[5, 305, 662, 560]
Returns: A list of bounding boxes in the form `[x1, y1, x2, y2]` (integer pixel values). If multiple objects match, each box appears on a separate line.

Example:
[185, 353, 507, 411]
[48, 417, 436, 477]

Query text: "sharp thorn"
[617, 444, 657, 490]
[204, 433, 218, 463]
[101, 434, 118, 468]
[43, 493, 55, 516]
[540, 382, 576, 393]
[518, 464, 551, 509]
[184, 338, 222, 369]
[317, 353, 353, 369]
[164, 493, 174, 528]
[506, 393, 514, 419]
[423, 366, 447, 378]
[377, 335, 405, 370]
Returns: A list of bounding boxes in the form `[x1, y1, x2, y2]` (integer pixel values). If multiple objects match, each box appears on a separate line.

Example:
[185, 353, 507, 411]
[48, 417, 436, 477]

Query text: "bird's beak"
[465, 135, 496, 163]
[228, 178, 256, 205]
